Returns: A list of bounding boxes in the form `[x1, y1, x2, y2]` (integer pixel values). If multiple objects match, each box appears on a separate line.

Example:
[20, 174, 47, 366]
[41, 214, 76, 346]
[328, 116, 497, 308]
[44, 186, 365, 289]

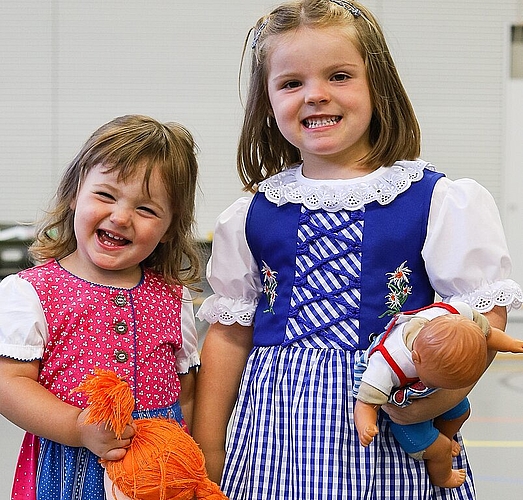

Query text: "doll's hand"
[508, 338, 523, 354]
[359, 424, 379, 446]
[76, 407, 135, 460]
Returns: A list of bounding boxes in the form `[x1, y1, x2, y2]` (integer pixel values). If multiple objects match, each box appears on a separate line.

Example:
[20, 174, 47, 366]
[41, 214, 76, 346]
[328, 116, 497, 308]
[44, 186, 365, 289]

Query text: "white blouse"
[0, 276, 200, 374]
[198, 161, 522, 327]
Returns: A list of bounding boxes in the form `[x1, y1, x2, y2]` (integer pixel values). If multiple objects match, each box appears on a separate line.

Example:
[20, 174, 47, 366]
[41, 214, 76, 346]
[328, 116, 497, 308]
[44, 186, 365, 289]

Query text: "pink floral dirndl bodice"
[12, 259, 184, 499]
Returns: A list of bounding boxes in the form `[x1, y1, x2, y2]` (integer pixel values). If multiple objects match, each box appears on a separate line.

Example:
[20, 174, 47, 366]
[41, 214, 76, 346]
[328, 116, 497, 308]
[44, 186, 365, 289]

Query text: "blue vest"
[245, 169, 444, 349]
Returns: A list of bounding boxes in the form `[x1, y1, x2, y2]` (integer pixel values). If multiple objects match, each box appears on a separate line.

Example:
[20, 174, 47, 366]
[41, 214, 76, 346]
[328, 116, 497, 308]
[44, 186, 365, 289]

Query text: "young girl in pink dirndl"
[0, 115, 201, 499]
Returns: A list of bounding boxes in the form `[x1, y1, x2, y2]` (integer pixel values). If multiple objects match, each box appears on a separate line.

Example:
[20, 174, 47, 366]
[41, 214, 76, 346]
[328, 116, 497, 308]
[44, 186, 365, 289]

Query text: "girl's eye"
[283, 80, 301, 89]
[95, 191, 115, 200]
[332, 73, 350, 82]
[138, 206, 158, 216]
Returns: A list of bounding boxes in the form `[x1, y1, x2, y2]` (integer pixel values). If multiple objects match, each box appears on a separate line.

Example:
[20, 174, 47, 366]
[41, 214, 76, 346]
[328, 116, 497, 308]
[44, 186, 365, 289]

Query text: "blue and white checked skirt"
[221, 344, 475, 500]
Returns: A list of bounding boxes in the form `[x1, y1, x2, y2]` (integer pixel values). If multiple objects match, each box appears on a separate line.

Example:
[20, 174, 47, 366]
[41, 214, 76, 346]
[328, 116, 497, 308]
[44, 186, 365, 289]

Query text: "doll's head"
[238, 0, 420, 190]
[29, 115, 201, 286]
[411, 314, 487, 389]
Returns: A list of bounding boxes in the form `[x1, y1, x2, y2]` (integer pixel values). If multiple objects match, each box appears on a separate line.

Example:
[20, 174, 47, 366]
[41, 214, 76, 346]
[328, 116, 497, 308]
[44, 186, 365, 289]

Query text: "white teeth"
[105, 231, 124, 241]
[304, 117, 340, 129]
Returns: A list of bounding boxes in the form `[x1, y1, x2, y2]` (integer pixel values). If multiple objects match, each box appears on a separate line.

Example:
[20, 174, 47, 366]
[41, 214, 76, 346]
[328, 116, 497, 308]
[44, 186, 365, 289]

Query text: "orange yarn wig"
[75, 369, 228, 500]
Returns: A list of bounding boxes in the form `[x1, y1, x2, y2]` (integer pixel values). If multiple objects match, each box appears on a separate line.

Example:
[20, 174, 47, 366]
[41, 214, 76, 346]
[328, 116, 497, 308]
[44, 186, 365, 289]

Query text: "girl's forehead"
[81, 162, 158, 191]
[267, 24, 359, 57]
[266, 25, 362, 70]
[90, 161, 157, 181]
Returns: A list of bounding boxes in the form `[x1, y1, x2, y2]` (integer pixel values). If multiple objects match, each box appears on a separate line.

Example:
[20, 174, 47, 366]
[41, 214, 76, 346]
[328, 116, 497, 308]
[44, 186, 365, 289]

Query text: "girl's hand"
[76, 407, 135, 460]
[381, 386, 470, 425]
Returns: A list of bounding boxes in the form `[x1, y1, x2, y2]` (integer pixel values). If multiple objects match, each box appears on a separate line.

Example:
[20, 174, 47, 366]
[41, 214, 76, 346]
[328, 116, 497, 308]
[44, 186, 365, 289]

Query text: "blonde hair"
[29, 114, 201, 287]
[238, 0, 421, 192]
[414, 315, 487, 389]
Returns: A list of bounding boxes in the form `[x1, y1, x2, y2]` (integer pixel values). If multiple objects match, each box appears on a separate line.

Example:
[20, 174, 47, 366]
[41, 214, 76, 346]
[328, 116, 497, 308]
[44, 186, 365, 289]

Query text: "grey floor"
[1, 328, 522, 499]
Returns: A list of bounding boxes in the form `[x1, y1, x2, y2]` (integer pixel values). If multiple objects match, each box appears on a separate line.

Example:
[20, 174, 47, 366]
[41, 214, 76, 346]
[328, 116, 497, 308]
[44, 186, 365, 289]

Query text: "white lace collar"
[258, 159, 436, 211]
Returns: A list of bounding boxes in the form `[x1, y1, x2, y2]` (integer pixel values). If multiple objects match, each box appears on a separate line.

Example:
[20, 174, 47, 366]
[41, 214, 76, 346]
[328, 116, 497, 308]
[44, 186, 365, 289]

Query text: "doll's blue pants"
[387, 397, 470, 457]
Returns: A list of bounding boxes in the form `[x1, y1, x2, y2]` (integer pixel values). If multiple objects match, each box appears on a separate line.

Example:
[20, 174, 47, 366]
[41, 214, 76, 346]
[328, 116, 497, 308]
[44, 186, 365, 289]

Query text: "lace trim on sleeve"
[258, 160, 434, 211]
[176, 351, 201, 375]
[196, 294, 257, 326]
[449, 279, 523, 313]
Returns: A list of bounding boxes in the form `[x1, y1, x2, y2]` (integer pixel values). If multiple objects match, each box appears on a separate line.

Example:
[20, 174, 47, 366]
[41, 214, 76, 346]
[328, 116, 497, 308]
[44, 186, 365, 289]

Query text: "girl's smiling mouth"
[97, 229, 130, 247]
[303, 116, 341, 129]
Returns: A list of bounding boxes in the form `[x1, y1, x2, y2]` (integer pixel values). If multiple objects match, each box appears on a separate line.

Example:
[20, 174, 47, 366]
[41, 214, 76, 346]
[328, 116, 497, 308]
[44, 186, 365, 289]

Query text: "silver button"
[114, 321, 128, 335]
[114, 350, 129, 363]
[113, 293, 127, 307]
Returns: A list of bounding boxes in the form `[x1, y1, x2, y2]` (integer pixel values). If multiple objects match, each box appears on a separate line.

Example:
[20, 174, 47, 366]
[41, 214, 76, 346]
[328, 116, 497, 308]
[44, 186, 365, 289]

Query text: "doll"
[75, 369, 228, 500]
[353, 301, 523, 488]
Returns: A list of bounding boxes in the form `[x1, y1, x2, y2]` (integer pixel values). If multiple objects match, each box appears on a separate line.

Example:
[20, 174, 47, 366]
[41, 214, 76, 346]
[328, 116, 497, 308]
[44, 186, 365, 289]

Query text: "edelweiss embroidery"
[379, 261, 412, 318]
[261, 260, 278, 314]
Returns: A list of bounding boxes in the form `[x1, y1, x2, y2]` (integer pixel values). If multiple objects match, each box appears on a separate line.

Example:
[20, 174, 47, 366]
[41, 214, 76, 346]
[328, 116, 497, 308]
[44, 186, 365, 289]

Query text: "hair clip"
[251, 18, 270, 49]
[329, 0, 361, 17]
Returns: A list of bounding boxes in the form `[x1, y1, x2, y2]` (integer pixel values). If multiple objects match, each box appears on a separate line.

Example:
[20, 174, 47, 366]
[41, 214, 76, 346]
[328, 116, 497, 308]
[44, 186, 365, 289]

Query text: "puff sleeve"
[0, 274, 48, 361]
[423, 177, 522, 312]
[175, 286, 200, 374]
[196, 197, 262, 326]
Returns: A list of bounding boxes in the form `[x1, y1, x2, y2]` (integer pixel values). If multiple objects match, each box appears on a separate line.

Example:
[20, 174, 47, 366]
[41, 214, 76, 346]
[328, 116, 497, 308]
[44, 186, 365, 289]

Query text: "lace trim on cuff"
[258, 160, 433, 211]
[450, 279, 523, 313]
[176, 352, 201, 375]
[196, 295, 257, 326]
[0, 344, 43, 361]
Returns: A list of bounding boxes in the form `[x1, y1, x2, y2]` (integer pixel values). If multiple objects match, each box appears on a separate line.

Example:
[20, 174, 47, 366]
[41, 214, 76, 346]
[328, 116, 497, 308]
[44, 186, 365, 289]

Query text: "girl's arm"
[192, 321, 253, 484]
[408, 175, 520, 425]
[178, 367, 197, 432]
[384, 305, 506, 425]
[382, 384, 473, 425]
[483, 305, 507, 331]
[0, 356, 133, 460]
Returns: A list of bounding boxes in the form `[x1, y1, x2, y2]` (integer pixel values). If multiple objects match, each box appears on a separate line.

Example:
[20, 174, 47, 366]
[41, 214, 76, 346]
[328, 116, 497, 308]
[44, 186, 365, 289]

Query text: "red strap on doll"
[396, 301, 460, 317]
[369, 302, 460, 386]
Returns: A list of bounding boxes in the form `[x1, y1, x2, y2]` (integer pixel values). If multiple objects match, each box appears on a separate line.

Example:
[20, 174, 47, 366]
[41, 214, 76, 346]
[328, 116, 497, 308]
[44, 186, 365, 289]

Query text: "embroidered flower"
[379, 261, 412, 317]
[261, 260, 278, 314]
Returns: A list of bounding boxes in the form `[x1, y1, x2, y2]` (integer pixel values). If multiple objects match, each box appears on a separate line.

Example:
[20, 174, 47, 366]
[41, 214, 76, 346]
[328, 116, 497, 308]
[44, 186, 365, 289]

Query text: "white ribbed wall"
[1, 0, 521, 286]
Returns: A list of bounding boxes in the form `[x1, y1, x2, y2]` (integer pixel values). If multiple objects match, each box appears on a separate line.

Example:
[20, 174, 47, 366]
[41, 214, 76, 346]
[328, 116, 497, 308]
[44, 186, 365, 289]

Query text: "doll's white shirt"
[0, 276, 200, 374]
[359, 302, 476, 402]
[197, 162, 522, 326]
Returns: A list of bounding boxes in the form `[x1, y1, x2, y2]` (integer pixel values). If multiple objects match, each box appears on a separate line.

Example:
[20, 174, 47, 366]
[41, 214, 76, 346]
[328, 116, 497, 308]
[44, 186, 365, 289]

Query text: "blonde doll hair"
[238, 0, 421, 192]
[29, 114, 201, 287]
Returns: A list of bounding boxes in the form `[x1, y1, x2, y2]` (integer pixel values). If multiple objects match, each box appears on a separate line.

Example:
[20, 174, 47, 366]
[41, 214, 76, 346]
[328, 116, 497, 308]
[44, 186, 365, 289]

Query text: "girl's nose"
[305, 83, 330, 105]
[110, 205, 132, 227]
